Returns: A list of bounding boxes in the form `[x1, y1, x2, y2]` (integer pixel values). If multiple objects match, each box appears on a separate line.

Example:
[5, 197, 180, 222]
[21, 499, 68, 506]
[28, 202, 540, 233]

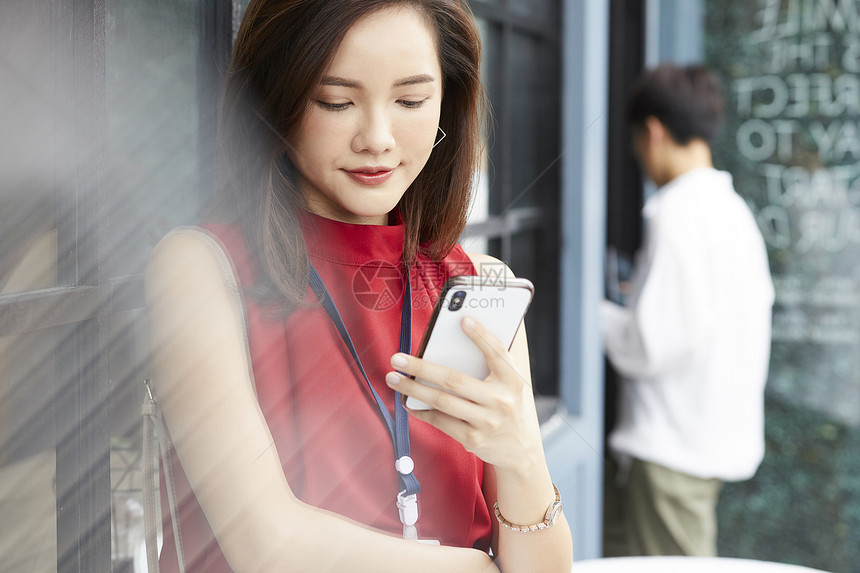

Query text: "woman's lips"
[344, 167, 395, 185]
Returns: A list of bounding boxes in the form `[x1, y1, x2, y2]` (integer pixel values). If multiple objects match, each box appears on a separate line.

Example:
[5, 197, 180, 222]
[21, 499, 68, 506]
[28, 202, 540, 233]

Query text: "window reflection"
[0, 327, 62, 573]
[0, 193, 56, 294]
[105, 0, 202, 279]
[0, 0, 58, 294]
[705, 1, 860, 568]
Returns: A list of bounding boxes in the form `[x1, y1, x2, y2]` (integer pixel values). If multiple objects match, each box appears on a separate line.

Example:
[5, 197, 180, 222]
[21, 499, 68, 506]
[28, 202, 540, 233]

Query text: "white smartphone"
[404, 275, 535, 411]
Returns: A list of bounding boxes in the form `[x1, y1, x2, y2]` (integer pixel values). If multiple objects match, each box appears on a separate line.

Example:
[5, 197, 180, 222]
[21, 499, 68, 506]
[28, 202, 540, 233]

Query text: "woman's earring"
[433, 126, 446, 148]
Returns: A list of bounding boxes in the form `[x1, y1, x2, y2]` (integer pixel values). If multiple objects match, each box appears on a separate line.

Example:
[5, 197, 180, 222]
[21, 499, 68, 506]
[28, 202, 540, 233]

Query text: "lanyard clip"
[396, 490, 419, 526]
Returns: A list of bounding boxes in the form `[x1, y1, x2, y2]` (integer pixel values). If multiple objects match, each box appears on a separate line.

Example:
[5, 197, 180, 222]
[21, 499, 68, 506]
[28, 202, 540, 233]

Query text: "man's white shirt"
[602, 167, 775, 481]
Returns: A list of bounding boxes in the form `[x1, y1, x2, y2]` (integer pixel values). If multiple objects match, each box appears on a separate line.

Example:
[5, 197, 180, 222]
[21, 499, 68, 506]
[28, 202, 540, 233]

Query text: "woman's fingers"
[385, 370, 502, 455]
[388, 318, 525, 406]
[386, 359, 486, 412]
[388, 318, 539, 468]
[459, 317, 527, 390]
[411, 407, 493, 456]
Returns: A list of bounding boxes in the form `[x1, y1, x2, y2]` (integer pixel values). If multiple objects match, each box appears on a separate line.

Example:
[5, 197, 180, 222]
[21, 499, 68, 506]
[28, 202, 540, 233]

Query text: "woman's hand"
[385, 316, 544, 473]
[387, 302, 573, 573]
[389, 253, 573, 573]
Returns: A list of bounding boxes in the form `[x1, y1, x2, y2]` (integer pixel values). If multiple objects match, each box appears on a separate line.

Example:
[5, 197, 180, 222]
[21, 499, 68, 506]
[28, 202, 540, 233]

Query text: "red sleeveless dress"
[158, 213, 492, 572]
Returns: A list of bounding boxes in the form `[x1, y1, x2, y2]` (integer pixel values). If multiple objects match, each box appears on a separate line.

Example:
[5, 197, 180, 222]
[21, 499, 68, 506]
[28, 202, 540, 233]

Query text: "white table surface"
[573, 557, 831, 573]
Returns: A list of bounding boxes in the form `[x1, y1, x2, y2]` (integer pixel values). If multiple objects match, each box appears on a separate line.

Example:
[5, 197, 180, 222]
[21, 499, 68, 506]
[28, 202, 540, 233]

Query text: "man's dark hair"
[628, 63, 724, 145]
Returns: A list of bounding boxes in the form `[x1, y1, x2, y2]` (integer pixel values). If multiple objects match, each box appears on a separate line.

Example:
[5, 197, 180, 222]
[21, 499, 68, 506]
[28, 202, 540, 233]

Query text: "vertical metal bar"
[527, 0, 562, 397]
[559, 0, 609, 558]
[197, 0, 234, 206]
[605, 0, 646, 437]
[55, 0, 112, 570]
[478, 1, 512, 262]
[499, 1, 513, 263]
[606, 0, 645, 257]
[479, 14, 501, 259]
[52, 0, 76, 567]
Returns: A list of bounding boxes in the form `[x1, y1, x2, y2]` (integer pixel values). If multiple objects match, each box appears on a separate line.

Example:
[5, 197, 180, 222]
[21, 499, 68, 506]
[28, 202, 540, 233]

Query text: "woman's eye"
[398, 98, 427, 109]
[317, 101, 351, 111]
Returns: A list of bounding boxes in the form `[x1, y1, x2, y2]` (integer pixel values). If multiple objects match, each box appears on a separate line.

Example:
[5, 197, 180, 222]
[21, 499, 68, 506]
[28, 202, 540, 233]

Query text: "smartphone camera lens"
[449, 291, 466, 311]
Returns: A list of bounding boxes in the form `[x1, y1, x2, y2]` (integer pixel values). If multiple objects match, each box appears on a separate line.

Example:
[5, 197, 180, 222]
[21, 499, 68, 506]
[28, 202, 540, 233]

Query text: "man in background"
[601, 63, 775, 557]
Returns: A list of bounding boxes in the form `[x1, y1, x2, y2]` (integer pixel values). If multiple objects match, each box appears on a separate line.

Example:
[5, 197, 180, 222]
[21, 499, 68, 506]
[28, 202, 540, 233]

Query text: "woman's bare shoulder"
[145, 226, 241, 304]
[144, 226, 251, 397]
[147, 226, 230, 274]
[465, 251, 515, 278]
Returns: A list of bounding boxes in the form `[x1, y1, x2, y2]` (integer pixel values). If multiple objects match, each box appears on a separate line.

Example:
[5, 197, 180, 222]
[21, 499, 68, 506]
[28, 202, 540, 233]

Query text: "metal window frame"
[556, 0, 609, 559]
[49, 0, 112, 570]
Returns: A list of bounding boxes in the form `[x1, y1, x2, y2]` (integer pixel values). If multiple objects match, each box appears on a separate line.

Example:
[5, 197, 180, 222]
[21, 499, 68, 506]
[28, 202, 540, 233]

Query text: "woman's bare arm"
[145, 228, 497, 573]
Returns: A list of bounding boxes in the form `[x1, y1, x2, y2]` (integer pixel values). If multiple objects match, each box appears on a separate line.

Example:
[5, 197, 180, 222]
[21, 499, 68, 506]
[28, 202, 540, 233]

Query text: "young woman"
[145, 1, 572, 571]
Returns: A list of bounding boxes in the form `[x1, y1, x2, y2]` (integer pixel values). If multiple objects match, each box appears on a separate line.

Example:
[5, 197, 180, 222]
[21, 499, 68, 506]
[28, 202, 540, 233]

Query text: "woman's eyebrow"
[319, 74, 436, 89]
[393, 74, 436, 87]
[321, 76, 361, 88]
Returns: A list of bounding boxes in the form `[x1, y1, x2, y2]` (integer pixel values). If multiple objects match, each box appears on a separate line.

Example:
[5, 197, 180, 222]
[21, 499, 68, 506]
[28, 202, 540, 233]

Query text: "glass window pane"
[509, 32, 543, 209]
[105, 0, 203, 279]
[0, 0, 59, 294]
[0, 325, 66, 573]
[509, 0, 555, 22]
[108, 309, 151, 572]
[508, 31, 559, 211]
[704, 2, 860, 569]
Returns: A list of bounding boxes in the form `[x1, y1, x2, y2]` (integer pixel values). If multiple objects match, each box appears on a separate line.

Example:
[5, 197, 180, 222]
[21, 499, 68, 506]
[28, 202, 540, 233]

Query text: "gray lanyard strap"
[308, 264, 421, 531]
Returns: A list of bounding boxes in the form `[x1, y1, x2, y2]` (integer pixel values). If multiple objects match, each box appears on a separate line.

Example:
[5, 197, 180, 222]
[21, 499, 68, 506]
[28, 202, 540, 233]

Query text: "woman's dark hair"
[628, 63, 724, 145]
[210, 0, 485, 314]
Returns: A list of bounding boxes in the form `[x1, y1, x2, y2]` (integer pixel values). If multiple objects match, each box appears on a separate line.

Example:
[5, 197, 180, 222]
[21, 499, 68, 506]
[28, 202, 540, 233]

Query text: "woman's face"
[288, 6, 443, 225]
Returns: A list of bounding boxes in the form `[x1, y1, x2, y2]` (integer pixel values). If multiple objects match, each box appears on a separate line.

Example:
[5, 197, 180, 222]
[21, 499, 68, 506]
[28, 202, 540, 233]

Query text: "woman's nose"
[352, 109, 395, 154]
